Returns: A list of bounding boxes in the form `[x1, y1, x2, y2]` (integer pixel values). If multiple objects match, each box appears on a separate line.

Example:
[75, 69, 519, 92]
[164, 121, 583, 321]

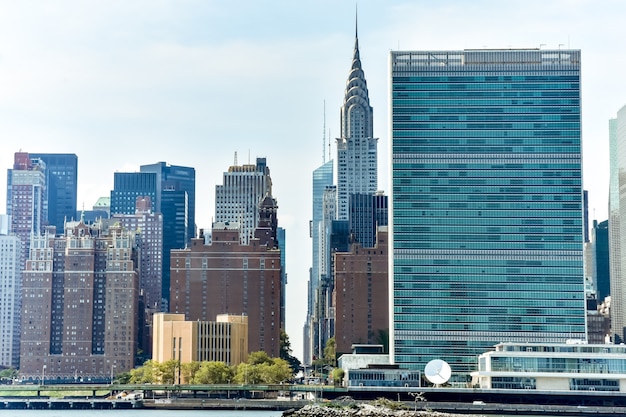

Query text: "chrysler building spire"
[336, 19, 378, 220]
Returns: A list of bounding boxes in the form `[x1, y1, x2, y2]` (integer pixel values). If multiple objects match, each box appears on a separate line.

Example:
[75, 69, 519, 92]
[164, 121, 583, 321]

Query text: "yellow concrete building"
[153, 313, 248, 366]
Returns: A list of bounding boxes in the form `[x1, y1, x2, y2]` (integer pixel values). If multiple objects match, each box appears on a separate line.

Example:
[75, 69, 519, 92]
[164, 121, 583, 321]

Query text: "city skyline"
[2, 1, 626, 359]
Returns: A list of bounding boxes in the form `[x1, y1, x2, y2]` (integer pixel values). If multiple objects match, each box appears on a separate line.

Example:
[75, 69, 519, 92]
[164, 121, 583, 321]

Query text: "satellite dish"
[424, 359, 451, 385]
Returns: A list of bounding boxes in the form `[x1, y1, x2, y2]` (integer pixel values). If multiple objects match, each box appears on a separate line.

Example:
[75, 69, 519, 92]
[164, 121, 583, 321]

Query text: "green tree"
[157, 359, 179, 384]
[181, 361, 201, 384]
[331, 368, 345, 387]
[263, 357, 293, 383]
[0, 368, 18, 382]
[116, 371, 132, 384]
[248, 351, 273, 365]
[279, 330, 301, 375]
[129, 360, 157, 383]
[234, 362, 263, 384]
[233, 353, 293, 384]
[323, 337, 336, 366]
[194, 361, 234, 384]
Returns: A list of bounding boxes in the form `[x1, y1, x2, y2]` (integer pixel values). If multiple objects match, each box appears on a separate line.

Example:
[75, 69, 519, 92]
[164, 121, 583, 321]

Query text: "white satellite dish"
[424, 359, 451, 385]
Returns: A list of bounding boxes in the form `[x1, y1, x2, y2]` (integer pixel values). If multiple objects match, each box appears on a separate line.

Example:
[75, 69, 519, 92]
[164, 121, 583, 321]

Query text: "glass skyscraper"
[30, 153, 77, 233]
[389, 49, 585, 376]
[609, 107, 626, 343]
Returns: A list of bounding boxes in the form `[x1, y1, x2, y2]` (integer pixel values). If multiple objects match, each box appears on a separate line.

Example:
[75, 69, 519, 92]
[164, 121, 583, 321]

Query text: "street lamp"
[41, 364, 46, 386]
[110, 364, 116, 384]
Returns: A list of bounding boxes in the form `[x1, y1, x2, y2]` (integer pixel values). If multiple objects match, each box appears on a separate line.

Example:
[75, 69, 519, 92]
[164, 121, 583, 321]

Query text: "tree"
[157, 359, 179, 384]
[129, 360, 157, 383]
[234, 363, 262, 384]
[323, 337, 336, 366]
[280, 330, 301, 375]
[263, 357, 292, 383]
[248, 351, 273, 365]
[233, 352, 294, 384]
[116, 371, 132, 384]
[331, 368, 345, 387]
[181, 361, 201, 384]
[0, 368, 17, 382]
[194, 361, 233, 384]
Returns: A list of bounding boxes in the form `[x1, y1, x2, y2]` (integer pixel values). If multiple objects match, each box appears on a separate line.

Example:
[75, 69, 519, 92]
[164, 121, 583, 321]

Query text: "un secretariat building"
[389, 49, 585, 378]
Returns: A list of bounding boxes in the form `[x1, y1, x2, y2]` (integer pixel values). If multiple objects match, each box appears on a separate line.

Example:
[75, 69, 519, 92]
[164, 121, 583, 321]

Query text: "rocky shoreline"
[284, 401, 482, 417]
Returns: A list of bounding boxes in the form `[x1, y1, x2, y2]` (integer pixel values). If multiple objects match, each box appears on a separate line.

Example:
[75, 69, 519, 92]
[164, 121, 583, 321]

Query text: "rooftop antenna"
[323, 100, 326, 163]
[328, 128, 332, 161]
[248, 149, 250, 164]
[355, 3, 358, 39]
[234, 151, 238, 166]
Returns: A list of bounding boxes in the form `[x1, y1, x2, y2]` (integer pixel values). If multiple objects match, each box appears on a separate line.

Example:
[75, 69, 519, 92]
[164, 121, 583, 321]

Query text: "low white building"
[471, 342, 626, 392]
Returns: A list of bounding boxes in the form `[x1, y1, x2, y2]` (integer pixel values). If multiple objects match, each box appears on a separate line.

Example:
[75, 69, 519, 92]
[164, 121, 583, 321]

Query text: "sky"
[2, 0, 626, 361]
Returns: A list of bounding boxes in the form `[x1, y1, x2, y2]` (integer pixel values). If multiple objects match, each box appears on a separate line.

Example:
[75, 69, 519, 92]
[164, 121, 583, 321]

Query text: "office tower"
[336, 28, 377, 221]
[390, 49, 585, 375]
[6, 152, 47, 256]
[311, 161, 334, 310]
[110, 172, 157, 215]
[170, 222, 282, 357]
[593, 220, 610, 302]
[334, 226, 388, 355]
[140, 162, 195, 242]
[215, 157, 272, 245]
[609, 108, 626, 343]
[305, 161, 334, 363]
[0, 233, 20, 368]
[311, 186, 337, 360]
[152, 313, 248, 371]
[349, 192, 388, 248]
[19, 221, 139, 382]
[29, 153, 77, 232]
[112, 196, 163, 309]
[138, 162, 194, 310]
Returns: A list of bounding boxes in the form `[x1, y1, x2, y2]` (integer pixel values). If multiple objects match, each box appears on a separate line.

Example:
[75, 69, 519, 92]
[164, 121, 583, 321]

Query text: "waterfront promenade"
[4, 383, 626, 414]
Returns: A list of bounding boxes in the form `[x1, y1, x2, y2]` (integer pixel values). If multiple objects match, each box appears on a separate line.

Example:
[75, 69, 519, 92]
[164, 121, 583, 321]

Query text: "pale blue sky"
[1, 0, 625, 359]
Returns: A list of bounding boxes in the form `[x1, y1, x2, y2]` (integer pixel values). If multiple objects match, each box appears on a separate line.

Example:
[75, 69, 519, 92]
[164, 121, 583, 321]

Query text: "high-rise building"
[110, 196, 163, 358]
[170, 222, 282, 357]
[111, 196, 163, 311]
[305, 160, 332, 364]
[19, 221, 139, 382]
[390, 49, 586, 375]
[215, 157, 272, 245]
[6, 152, 47, 258]
[609, 107, 626, 343]
[0, 233, 20, 368]
[336, 28, 377, 221]
[140, 162, 196, 243]
[349, 192, 388, 248]
[110, 172, 157, 216]
[593, 220, 610, 302]
[311, 161, 334, 306]
[334, 227, 388, 355]
[29, 153, 77, 233]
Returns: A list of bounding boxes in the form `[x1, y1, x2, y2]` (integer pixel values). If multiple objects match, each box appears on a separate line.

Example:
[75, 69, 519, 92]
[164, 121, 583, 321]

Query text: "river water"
[0, 411, 282, 417]
[0, 410, 556, 417]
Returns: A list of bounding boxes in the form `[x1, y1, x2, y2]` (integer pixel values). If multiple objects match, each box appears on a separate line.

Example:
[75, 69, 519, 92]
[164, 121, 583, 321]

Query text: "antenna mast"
[328, 128, 332, 161]
[323, 100, 326, 163]
[234, 151, 238, 166]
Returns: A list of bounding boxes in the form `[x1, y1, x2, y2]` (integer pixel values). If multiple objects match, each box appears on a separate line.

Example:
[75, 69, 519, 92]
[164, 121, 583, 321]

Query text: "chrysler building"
[336, 25, 377, 220]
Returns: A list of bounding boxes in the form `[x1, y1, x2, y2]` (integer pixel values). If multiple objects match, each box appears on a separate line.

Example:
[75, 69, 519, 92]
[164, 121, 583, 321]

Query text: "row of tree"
[124, 351, 293, 385]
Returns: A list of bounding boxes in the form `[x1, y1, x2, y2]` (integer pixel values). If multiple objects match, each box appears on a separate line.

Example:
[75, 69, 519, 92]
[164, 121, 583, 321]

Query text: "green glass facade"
[389, 49, 586, 376]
